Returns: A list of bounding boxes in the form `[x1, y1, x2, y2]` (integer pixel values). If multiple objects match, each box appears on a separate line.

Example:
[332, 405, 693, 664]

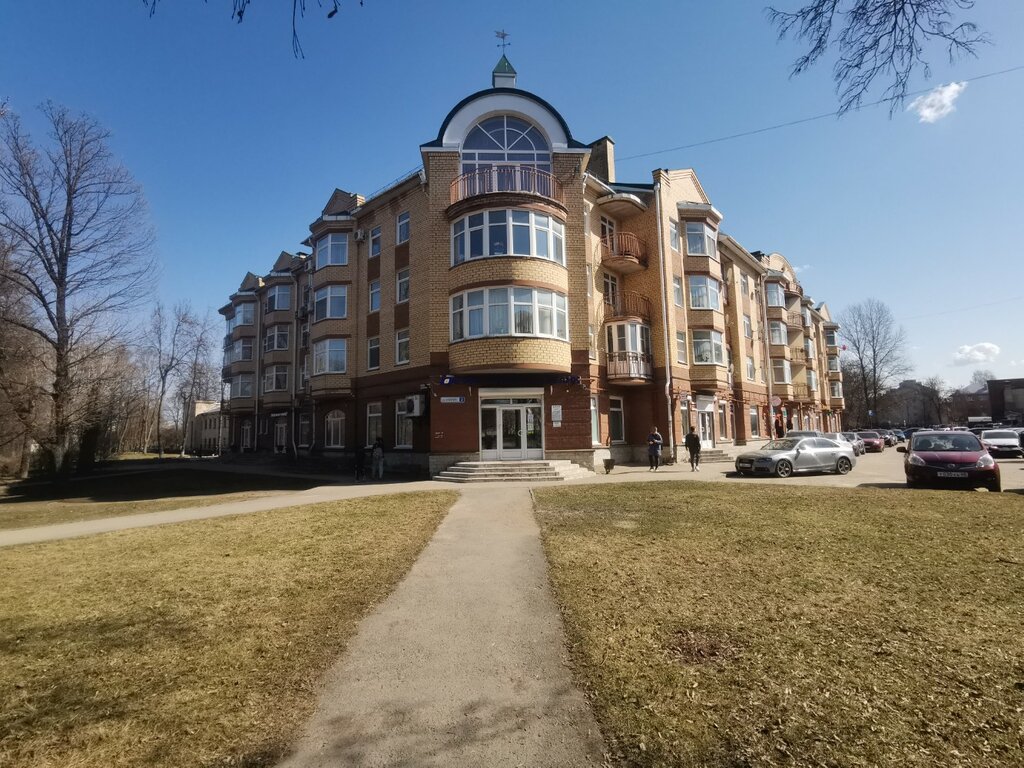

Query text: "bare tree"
[838, 298, 911, 425]
[969, 368, 994, 389]
[0, 103, 154, 473]
[148, 302, 202, 458]
[767, 0, 987, 112]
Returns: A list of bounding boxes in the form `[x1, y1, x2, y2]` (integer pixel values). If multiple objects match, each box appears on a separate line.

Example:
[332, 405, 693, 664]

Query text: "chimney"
[492, 55, 517, 88]
[588, 136, 616, 183]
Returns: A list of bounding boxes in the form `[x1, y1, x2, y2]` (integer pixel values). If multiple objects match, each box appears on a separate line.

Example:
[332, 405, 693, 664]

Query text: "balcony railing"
[450, 166, 563, 206]
[789, 347, 808, 363]
[791, 384, 812, 401]
[603, 291, 652, 322]
[607, 351, 653, 381]
[600, 232, 647, 271]
[786, 311, 804, 328]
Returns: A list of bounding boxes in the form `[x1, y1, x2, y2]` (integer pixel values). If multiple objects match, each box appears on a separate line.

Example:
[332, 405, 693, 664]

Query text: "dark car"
[898, 431, 1000, 492]
[857, 431, 886, 452]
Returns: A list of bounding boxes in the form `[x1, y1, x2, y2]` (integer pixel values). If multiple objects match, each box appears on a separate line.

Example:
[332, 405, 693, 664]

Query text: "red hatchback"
[857, 431, 886, 452]
[898, 430, 1001, 492]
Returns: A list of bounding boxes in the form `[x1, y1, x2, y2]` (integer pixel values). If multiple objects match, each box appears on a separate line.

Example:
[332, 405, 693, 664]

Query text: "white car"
[822, 432, 856, 453]
[980, 429, 1024, 458]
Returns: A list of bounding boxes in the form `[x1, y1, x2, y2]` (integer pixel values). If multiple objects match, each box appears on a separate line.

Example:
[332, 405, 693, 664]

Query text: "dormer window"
[461, 115, 550, 174]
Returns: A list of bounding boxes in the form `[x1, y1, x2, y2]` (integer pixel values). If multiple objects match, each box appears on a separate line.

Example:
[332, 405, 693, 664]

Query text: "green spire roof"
[493, 55, 516, 75]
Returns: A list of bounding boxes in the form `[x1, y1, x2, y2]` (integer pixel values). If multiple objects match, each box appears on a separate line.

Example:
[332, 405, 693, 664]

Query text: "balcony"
[829, 395, 845, 409]
[600, 233, 647, 274]
[606, 351, 653, 383]
[785, 311, 804, 328]
[791, 384, 813, 402]
[603, 291, 652, 322]
[789, 347, 808, 365]
[450, 166, 563, 207]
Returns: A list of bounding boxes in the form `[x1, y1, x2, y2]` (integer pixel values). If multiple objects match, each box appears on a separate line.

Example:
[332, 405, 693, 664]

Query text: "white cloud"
[953, 342, 1000, 366]
[1010, 360, 1023, 368]
[908, 82, 967, 123]
[792, 264, 812, 273]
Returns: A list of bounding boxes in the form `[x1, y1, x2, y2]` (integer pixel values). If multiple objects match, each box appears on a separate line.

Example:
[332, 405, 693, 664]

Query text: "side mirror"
[896, 446, 906, 453]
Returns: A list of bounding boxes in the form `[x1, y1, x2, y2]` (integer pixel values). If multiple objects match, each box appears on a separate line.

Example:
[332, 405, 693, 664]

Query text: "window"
[461, 115, 551, 173]
[743, 314, 752, 339]
[746, 355, 756, 380]
[685, 222, 717, 258]
[766, 282, 786, 307]
[803, 308, 812, 327]
[603, 272, 619, 306]
[366, 402, 382, 446]
[300, 322, 309, 348]
[600, 215, 616, 242]
[804, 339, 814, 359]
[740, 273, 750, 296]
[367, 337, 380, 370]
[316, 233, 348, 268]
[590, 396, 600, 444]
[688, 276, 721, 310]
[395, 328, 410, 365]
[772, 359, 792, 384]
[395, 399, 414, 447]
[669, 219, 680, 252]
[808, 370, 818, 391]
[298, 414, 311, 447]
[749, 406, 760, 437]
[301, 354, 309, 382]
[313, 338, 347, 375]
[240, 420, 252, 449]
[769, 321, 787, 346]
[224, 338, 253, 364]
[265, 285, 290, 312]
[314, 285, 347, 321]
[449, 287, 568, 341]
[263, 365, 288, 393]
[673, 276, 683, 307]
[452, 209, 566, 266]
[830, 381, 843, 398]
[606, 322, 652, 356]
[263, 325, 289, 353]
[325, 410, 345, 448]
[396, 211, 410, 244]
[229, 374, 253, 399]
[369, 226, 382, 258]
[369, 280, 380, 312]
[676, 331, 687, 363]
[828, 355, 840, 372]
[692, 330, 724, 365]
[226, 303, 254, 331]
[825, 330, 838, 347]
[609, 397, 625, 443]
[396, 268, 410, 303]
[588, 324, 597, 360]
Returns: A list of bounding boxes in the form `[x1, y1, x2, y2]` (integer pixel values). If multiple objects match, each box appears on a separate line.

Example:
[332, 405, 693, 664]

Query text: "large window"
[773, 359, 792, 384]
[367, 337, 380, 370]
[395, 328, 410, 364]
[395, 399, 414, 447]
[830, 381, 843, 398]
[263, 365, 288, 393]
[688, 276, 721, 310]
[669, 219, 680, 252]
[808, 370, 818, 391]
[224, 338, 253, 365]
[743, 314, 753, 339]
[692, 330, 724, 365]
[609, 397, 625, 443]
[369, 226, 381, 258]
[828, 355, 840, 372]
[314, 285, 347, 321]
[804, 339, 815, 359]
[452, 209, 566, 266]
[366, 402, 382, 446]
[749, 406, 760, 437]
[590, 396, 600, 444]
[229, 374, 253, 399]
[316, 233, 348, 268]
[369, 279, 380, 312]
[226, 303, 254, 331]
[746, 356, 756, 381]
[396, 212, 410, 244]
[740, 273, 750, 296]
[606, 322, 651, 356]
[396, 268, 410, 303]
[265, 285, 290, 312]
[766, 282, 786, 307]
[825, 330, 838, 347]
[450, 287, 568, 342]
[461, 115, 551, 173]
[313, 338, 347, 375]
[685, 222, 717, 258]
[263, 325, 289, 353]
[324, 410, 345, 448]
[769, 321, 787, 346]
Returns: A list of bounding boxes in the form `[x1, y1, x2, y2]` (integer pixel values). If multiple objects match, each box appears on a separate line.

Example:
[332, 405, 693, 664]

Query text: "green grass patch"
[535, 481, 1024, 767]
[0, 468, 323, 530]
[0, 490, 456, 767]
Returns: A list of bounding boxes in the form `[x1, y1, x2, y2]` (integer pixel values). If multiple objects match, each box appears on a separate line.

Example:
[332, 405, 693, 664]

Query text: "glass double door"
[481, 398, 543, 460]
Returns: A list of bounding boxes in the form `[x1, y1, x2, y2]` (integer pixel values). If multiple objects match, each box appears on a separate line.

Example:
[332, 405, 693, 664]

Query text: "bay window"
[265, 285, 290, 312]
[315, 233, 348, 268]
[769, 321, 787, 346]
[688, 276, 721, 310]
[828, 356, 840, 372]
[229, 374, 253, 399]
[772, 359, 792, 385]
[766, 282, 786, 307]
[313, 338, 347, 375]
[450, 286, 568, 342]
[692, 330, 724, 365]
[830, 381, 843, 398]
[452, 209, 566, 266]
[263, 365, 288, 393]
[263, 325, 289, 353]
[314, 285, 347, 321]
[685, 222, 717, 258]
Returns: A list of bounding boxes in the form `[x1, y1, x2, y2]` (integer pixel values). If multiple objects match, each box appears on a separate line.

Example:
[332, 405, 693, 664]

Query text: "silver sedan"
[735, 437, 857, 478]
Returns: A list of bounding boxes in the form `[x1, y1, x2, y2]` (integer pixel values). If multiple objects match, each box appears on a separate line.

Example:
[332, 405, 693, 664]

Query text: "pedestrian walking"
[774, 417, 784, 438]
[370, 437, 385, 481]
[683, 426, 701, 471]
[647, 426, 663, 471]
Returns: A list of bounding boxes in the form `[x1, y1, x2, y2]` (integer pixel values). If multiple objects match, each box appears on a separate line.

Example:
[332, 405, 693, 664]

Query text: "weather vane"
[495, 30, 510, 52]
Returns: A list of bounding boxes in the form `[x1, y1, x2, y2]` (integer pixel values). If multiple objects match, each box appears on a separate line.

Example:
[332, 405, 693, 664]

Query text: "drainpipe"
[653, 181, 676, 463]
[759, 272, 774, 439]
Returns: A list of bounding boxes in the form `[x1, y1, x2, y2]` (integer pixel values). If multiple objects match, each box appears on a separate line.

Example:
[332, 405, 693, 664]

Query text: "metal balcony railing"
[786, 311, 804, 328]
[603, 291, 652, 322]
[607, 351, 653, 381]
[600, 232, 647, 269]
[791, 384, 812, 401]
[450, 166, 563, 206]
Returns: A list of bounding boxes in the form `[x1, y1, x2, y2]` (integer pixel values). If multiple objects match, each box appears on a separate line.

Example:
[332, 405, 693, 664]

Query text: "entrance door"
[274, 421, 287, 454]
[695, 396, 715, 450]
[500, 407, 523, 459]
[480, 396, 544, 461]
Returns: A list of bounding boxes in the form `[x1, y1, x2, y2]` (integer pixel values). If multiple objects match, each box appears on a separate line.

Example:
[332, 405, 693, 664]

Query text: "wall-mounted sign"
[440, 396, 465, 404]
[551, 404, 562, 423]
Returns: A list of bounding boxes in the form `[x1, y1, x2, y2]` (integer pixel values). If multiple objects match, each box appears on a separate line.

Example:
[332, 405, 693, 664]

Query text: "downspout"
[290, 280, 299, 459]
[759, 272, 774, 438]
[653, 181, 676, 463]
[254, 302, 262, 452]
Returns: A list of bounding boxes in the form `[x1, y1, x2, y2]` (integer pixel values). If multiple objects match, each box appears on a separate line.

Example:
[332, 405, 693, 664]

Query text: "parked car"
[891, 430, 906, 443]
[822, 432, 856, 453]
[735, 437, 857, 478]
[857, 431, 886, 452]
[902, 427, 926, 441]
[784, 430, 823, 438]
[880, 430, 897, 446]
[841, 432, 866, 455]
[980, 429, 1024, 459]
[899, 430, 1000, 492]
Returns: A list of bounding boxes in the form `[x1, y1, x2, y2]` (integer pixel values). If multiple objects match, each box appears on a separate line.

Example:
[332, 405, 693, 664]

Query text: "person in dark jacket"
[683, 427, 701, 471]
[647, 427, 663, 471]
[774, 417, 784, 438]
[354, 444, 366, 481]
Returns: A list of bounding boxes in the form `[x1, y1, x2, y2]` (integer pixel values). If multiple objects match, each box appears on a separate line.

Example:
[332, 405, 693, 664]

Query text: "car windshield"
[857, 431, 879, 438]
[842, 433, 858, 440]
[911, 434, 981, 452]
[982, 430, 1017, 440]
[763, 439, 799, 451]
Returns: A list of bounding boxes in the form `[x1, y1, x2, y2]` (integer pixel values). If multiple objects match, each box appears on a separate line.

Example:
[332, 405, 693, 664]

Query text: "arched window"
[325, 410, 345, 448]
[461, 115, 550, 174]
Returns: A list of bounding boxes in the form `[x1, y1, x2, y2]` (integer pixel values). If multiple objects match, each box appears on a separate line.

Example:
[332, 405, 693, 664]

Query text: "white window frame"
[740, 273, 750, 296]
[828, 355, 840, 372]
[590, 396, 600, 445]
[315, 232, 348, 269]
[395, 328, 410, 365]
[746, 356, 756, 381]
[395, 399, 413, 448]
[263, 325, 289, 353]
[451, 208, 566, 267]
[692, 330, 724, 365]
[588, 324, 597, 360]
[743, 314, 753, 339]
[773, 359, 792, 385]
[676, 331, 687, 364]
[685, 222, 717, 258]
[366, 402, 382, 446]
[826, 330, 838, 347]
[396, 268, 410, 304]
[830, 381, 843, 398]
[314, 285, 347, 322]
[672, 275, 683, 307]
[605, 322, 652, 356]
[229, 374, 253, 399]
[769, 321, 787, 346]
[766, 282, 786, 307]
[609, 397, 625, 443]
[369, 279, 380, 312]
[449, 286, 569, 342]
[313, 338, 347, 375]
[369, 225, 382, 258]
[367, 336, 380, 370]
[324, 410, 345, 448]
[263, 365, 289, 393]
[265, 284, 290, 312]
[749, 406, 760, 437]
[688, 275, 721, 310]
[396, 211, 410, 244]
[669, 219, 680, 252]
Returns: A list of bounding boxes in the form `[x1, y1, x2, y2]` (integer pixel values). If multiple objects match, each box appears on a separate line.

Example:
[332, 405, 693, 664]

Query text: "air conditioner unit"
[405, 394, 423, 417]
[305, 260, 314, 272]
[354, 229, 366, 242]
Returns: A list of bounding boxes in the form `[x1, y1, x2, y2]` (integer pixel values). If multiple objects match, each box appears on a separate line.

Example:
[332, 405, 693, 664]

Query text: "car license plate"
[936, 471, 968, 478]
[737, 461, 752, 468]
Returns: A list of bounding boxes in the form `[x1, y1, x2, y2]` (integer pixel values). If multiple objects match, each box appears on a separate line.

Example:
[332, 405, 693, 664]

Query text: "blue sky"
[2, 1, 1022, 387]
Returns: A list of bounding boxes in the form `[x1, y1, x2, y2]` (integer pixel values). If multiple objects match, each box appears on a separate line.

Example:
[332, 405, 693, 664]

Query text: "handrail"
[600, 232, 647, 267]
[786, 311, 804, 327]
[450, 166, 563, 205]
[603, 291, 652, 321]
[607, 350, 653, 380]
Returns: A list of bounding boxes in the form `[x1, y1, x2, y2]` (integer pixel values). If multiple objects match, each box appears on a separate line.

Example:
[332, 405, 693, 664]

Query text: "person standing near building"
[684, 426, 701, 471]
[647, 426, 663, 471]
[370, 437, 385, 481]
[774, 417, 784, 438]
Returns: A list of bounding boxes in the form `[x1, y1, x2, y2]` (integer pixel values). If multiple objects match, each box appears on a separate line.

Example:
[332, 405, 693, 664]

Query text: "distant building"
[948, 381, 990, 424]
[183, 399, 225, 455]
[988, 378, 1024, 424]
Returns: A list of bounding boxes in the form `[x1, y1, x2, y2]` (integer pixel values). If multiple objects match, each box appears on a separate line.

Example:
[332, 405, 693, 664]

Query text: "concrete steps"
[435, 460, 594, 483]
[697, 449, 733, 464]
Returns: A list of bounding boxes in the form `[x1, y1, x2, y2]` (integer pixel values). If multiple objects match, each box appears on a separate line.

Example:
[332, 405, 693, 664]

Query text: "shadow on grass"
[0, 467, 326, 505]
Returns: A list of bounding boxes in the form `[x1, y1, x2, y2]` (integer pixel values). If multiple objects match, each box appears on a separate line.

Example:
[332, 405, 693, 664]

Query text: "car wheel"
[988, 480, 1002, 493]
[775, 460, 793, 478]
[836, 457, 852, 475]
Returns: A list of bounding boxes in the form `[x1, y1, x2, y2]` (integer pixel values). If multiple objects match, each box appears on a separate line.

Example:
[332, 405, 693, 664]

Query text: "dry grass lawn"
[535, 481, 1024, 767]
[0, 491, 456, 768]
[0, 468, 323, 531]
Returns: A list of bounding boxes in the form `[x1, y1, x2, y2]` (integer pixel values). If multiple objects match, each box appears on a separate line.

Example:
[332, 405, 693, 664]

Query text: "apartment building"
[219, 57, 843, 474]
